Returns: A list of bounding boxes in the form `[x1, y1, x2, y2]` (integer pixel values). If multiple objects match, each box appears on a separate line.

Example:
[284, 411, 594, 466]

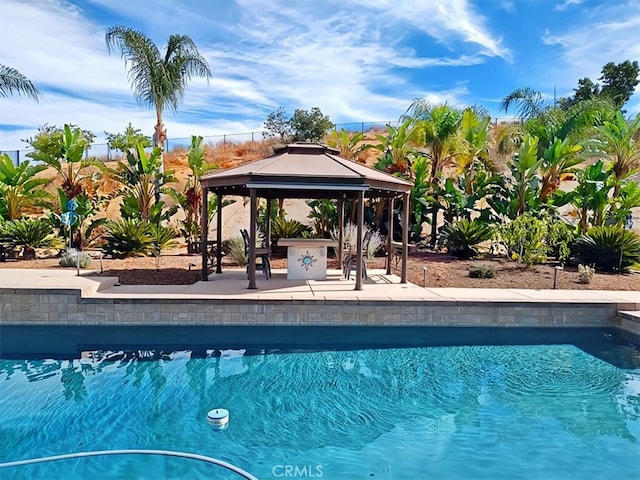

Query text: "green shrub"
[574, 226, 640, 272]
[469, 265, 496, 278]
[499, 213, 547, 267]
[0, 217, 63, 259]
[545, 218, 576, 265]
[59, 250, 92, 268]
[439, 219, 493, 259]
[103, 218, 152, 258]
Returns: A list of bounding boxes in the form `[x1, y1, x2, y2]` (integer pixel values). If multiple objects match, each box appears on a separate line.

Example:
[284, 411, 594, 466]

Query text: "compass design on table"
[297, 250, 317, 270]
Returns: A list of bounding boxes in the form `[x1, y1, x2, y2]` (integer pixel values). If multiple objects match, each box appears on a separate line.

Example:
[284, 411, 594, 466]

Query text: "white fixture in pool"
[207, 408, 229, 429]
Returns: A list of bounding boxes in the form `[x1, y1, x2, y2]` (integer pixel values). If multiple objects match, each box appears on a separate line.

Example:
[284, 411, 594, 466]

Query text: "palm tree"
[500, 86, 547, 121]
[404, 101, 463, 246]
[0, 64, 41, 100]
[105, 26, 212, 149]
[590, 111, 640, 197]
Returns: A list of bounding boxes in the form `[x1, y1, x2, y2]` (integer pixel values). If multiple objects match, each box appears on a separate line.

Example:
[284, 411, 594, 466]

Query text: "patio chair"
[241, 229, 271, 279]
[343, 230, 372, 281]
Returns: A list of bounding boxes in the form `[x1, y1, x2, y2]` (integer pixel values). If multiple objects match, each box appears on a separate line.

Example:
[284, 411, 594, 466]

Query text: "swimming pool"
[1, 329, 639, 479]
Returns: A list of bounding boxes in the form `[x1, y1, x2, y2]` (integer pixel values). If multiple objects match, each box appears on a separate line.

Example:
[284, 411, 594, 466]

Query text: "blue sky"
[0, 0, 638, 150]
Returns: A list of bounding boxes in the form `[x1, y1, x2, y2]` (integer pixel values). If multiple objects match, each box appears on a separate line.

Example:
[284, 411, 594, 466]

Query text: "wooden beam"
[215, 192, 223, 274]
[401, 191, 409, 283]
[248, 189, 258, 289]
[201, 188, 209, 281]
[355, 190, 365, 291]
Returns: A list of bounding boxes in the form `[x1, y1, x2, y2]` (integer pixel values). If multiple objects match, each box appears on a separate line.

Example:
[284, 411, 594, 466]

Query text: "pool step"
[615, 311, 640, 336]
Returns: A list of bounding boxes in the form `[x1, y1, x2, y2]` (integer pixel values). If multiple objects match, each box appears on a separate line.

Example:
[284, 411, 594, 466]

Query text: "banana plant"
[368, 119, 417, 176]
[0, 154, 52, 220]
[326, 129, 367, 162]
[106, 143, 177, 222]
[489, 134, 543, 221]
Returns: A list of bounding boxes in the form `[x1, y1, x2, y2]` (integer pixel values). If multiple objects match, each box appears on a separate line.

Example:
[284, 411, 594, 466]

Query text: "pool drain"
[207, 408, 229, 429]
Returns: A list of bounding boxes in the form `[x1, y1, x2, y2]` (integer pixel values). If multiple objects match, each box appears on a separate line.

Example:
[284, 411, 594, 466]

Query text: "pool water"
[1, 343, 639, 479]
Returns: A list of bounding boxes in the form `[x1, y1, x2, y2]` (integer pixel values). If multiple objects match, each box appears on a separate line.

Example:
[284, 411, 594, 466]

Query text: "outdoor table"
[278, 238, 338, 280]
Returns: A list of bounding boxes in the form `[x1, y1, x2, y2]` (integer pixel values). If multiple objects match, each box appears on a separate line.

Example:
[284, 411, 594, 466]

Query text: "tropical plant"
[574, 226, 640, 272]
[438, 219, 493, 259]
[0, 217, 63, 259]
[105, 123, 151, 156]
[539, 138, 583, 203]
[501, 86, 547, 121]
[166, 136, 222, 250]
[588, 111, 640, 196]
[0, 64, 40, 100]
[369, 119, 417, 175]
[0, 154, 51, 220]
[107, 143, 177, 222]
[149, 223, 178, 270]
[271, 214, 309, 243]
[23, 124, 97, 199]
[306, 199, 338, 239]
[48, 190, 108, 249]
[105, 25, 212, 149]
[326, 129, 367, 161]
[457, 109, 494, 192]
[404, 101, 463, 246]
[489, 134, 542, 221]
[102, 218, 152, 258]
[557, 160, 614, 233]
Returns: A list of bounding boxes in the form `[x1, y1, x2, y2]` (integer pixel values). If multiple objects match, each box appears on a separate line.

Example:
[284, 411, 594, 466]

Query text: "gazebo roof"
[199, 143, 412, 199]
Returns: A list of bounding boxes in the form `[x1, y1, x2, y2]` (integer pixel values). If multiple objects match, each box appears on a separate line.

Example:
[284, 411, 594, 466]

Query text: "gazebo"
[199, 143, 413, 290]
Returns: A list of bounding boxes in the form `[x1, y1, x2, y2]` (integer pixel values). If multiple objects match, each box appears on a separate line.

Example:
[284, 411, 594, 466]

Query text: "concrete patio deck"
[0, 267, 638, 304]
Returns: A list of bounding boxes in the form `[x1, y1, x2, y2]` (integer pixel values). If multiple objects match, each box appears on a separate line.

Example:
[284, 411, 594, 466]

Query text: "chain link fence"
[1, 118, 520, 166]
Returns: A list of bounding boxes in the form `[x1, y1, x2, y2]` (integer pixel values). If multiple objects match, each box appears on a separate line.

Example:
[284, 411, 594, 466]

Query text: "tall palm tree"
[0, 64, 41, 100]
[403, 101, 463, 246]
[105, 26, 212, 150]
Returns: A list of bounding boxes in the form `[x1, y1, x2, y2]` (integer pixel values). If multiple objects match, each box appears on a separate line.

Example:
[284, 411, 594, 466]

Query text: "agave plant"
[0, 217, 63, 259]
[574, 226, 640, 272]
[438, 219, 493, 259]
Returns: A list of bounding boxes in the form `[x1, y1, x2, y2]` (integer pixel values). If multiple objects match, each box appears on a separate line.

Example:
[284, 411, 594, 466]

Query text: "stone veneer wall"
[0, 288, 622, 328]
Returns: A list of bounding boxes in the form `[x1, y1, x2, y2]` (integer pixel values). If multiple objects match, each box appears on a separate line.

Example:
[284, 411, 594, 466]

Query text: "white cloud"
[540, 3, 640, 92]
[554, 0, 584, 12]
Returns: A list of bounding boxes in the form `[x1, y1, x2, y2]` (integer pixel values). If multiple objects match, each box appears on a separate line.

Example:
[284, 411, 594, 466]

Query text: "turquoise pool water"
[1, 344, 639, 479]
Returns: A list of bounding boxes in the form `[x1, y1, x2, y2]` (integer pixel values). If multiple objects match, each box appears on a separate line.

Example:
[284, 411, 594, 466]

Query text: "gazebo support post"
[265, 198, 272, 252]
[248, 188, 258, 289]
[200, 188, 209, 281]
[401, 191, 409, 283]
[386, 196, 394, 275]
[355, 190, 365, 291]
[337, 198, 344, 271]
[216, 192, 223, 274]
